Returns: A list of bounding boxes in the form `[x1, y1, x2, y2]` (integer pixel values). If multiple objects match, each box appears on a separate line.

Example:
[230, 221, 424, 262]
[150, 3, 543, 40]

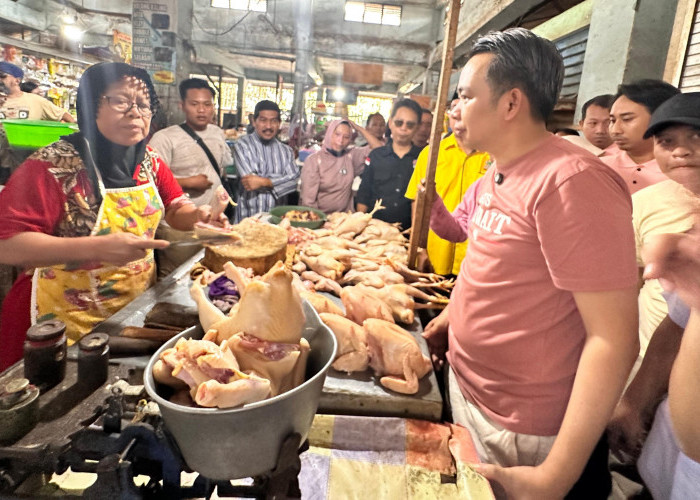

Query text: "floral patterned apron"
[31, 165, 164, 343]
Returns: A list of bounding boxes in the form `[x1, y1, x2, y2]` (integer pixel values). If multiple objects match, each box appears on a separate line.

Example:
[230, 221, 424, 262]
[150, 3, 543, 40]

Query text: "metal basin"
[143, 301, 337, 480]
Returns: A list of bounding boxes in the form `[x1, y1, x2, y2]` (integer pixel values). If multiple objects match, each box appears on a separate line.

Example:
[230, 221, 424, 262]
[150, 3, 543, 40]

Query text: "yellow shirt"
[405, 134, 490, 275]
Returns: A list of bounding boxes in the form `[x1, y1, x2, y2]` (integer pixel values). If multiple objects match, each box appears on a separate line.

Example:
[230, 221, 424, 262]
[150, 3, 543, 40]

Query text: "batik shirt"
[232, 132, 299, 222]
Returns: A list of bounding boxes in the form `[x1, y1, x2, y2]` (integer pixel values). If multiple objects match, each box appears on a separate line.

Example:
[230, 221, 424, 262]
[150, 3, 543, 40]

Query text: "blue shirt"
[232, 132, 299, 222]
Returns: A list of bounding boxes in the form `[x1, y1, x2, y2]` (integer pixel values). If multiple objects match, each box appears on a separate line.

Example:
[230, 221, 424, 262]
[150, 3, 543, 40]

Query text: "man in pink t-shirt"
[422, 28, 639, 499]
[603, 80, 679, 194]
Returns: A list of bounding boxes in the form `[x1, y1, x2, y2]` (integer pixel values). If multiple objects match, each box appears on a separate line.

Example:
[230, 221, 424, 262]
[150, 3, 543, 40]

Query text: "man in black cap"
[608, 92, 700, 498]
[0, 62, 74, 122]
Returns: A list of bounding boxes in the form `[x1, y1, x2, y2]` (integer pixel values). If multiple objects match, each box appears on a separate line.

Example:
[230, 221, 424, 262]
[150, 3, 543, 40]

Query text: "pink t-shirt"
[447, 135, 637, 436]
[601, 151, 666, 194]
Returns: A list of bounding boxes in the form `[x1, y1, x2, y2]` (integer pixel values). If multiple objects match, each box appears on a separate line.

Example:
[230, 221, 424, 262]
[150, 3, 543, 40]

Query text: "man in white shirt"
[149, 78, 233, 275]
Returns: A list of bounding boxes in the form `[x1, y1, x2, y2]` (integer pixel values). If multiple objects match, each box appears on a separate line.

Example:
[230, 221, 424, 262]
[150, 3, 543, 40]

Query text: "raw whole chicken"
[340, 267, 405, 288]
[340, 286, 395, 324]
[300, 253, 345, 281]
[332, 200, 385, 238]
[355, 283, 446, 324]
[196, 261, 311, 400]
[300, 270, 344, 296]
[205, 262, 305, 344]
[319, 313, 369, 373]
[227, 333, 310, 396]
[354, 220, 406, 244]
[363, 319, 432, 395]
[306, 235, 362, 251]
[291, 274, 345, 316]
[153, 337, 272, 408]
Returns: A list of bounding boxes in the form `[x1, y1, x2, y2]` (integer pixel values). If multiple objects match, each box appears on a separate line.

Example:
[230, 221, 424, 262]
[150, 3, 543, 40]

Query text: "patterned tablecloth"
[299, 414, 495, 499]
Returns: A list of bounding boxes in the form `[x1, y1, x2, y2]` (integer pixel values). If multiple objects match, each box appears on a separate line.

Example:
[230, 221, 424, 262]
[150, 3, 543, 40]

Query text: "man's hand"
[422, 305, 449, 370]
[179, 174, 212, 192]
[95, 233, 169, 267]
[473, 463, 569, 500]
[643, 230, 700, 310]
[241, 174, 272, 192]
[607, 398, 648, 462]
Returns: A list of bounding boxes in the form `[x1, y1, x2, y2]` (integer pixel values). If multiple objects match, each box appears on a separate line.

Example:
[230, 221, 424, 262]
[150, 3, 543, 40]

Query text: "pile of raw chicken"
[283, 201, 452, 395]
[153, 201, 453, 407]
[153, 262, 310, 409]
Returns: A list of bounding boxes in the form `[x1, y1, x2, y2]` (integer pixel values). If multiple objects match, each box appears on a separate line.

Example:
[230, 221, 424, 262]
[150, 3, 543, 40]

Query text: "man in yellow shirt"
[405, 99, 490, 275]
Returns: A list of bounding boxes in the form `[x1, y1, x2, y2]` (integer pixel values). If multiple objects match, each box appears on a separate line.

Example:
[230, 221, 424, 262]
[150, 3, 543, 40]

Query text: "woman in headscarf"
[300, 119, 381, 213]
[0, 63, 222, 370]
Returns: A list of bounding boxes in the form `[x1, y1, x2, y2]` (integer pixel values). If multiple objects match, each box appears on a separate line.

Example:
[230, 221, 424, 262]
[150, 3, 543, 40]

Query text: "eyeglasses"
[101, 95, 153, 117]
[393, 119, 417, 130]
[0, 73, 8, 79]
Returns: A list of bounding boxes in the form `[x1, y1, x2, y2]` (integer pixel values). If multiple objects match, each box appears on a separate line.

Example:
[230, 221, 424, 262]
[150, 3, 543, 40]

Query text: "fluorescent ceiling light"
[62, 25, 84, 41]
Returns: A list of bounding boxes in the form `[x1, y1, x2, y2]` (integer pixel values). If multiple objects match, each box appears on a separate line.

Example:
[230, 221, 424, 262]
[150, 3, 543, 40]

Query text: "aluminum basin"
[143, 301, 337, 480]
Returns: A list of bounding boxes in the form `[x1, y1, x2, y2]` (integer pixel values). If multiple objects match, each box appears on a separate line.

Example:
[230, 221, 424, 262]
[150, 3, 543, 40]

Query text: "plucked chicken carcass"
[227, 333, 309, 396]
[319, 313, 369, 373]
[205, 261, 305, 344]
[153, 338, 271, 408]
[363, 319, 432, 395]
[332, 200, 385, 238]
[291, 273, 345, 316]
[340, 266, 405, 288]
[354, 219, 406, 245]
[182, 261, 311, 404]
[340, 285, 394, 324]
[300, 270, 344, 296]
[300, 252, 346, 281]
[355, 283, 448, 325]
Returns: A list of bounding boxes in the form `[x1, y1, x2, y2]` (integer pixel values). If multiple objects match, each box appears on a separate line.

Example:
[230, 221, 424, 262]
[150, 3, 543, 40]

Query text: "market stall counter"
[0, 251, 493, 499]
[92, 249, 443, 422]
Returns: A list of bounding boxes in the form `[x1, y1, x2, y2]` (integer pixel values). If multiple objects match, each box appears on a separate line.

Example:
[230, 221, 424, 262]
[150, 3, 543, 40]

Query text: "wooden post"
[408, 0, 462, 269]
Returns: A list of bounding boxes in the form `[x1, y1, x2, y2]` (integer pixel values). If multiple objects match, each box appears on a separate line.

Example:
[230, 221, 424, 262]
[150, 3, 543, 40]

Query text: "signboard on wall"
[112, 30, 132, 64]
[132, 0, 177, 85]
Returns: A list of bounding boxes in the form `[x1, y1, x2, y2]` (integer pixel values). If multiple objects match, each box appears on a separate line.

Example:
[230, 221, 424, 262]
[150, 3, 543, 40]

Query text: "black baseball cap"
[644, 92, 700, 138]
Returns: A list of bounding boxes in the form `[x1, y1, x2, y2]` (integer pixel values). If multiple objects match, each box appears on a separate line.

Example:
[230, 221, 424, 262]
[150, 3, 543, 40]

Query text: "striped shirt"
[232, 132, 300, 222]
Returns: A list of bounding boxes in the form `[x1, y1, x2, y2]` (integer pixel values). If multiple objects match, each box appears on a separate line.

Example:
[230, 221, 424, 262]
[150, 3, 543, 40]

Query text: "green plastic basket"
[2, 119, 78, 150]
[269, 205, 327, 229]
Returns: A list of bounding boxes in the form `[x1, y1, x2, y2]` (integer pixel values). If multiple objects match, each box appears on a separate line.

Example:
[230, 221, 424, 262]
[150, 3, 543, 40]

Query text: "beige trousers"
[446, 367, 557, 468]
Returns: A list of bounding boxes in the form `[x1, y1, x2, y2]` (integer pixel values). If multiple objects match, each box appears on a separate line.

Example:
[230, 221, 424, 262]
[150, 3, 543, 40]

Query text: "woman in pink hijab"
[300, 119, 380, 213]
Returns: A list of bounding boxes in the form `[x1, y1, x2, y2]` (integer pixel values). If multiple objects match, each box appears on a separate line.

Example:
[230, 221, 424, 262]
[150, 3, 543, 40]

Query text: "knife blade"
[168, 236, 240, 247]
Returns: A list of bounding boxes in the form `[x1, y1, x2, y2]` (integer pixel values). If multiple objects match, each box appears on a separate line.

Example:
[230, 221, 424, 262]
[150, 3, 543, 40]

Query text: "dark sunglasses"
[393, 119, 417, 130]
[0, 73, 8, 79]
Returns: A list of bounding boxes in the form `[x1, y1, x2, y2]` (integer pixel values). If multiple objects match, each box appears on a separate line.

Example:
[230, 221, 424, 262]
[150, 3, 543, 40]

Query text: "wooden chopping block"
[144, 302, 199, 330]
[120, 326, 180, 342]
[202, 218, 287, 275]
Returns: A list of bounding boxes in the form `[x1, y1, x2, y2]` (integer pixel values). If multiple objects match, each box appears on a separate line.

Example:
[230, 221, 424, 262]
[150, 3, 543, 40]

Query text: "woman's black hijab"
[64, 62, 160, 189]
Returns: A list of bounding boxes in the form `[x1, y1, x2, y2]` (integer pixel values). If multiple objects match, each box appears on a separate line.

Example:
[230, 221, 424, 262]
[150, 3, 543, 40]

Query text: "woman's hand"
[195, 205, 229, 227]
[93, 232, 169, 266]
